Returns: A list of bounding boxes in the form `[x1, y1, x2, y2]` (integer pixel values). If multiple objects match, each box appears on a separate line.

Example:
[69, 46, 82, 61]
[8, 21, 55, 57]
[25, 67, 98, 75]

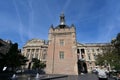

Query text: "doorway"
[77, 60, 88, 74]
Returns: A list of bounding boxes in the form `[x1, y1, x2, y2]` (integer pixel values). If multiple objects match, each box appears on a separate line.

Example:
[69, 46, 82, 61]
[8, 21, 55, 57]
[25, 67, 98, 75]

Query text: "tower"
[46, 13, 78, 75]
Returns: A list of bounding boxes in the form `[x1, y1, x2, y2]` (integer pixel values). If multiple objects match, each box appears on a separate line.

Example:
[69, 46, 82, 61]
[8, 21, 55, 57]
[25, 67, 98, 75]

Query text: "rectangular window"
[32, 49, 35, 52]
[81, 49, 85, 53]
[92, 49, 94, 52]
[36, 49, 39, 52]
[59, 51, 64, 59]
[60, 39, 64, 46]
[88, 55, 91, 60]
[43, 53, 46, 59]
[97, 49, 100, 52]
[88, 53, 91, 60]
[77, 49, 80, 53]
[27, 49, 30, 52]
[93, 53, 96, 59]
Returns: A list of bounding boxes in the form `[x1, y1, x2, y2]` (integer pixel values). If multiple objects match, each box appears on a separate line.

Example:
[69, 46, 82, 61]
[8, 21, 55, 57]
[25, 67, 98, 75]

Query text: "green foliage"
[96, 33, 120, 70]
[0, 43, 28, 71]
[32, 58, 46, 70]
[111, 33, 120, 70]
[114, 33, 120, 55]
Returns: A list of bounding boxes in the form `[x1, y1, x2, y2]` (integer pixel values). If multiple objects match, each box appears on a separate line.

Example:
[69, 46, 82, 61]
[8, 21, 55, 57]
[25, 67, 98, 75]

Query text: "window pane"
[43, 53, 46, 59]
[60, 39, 64, 46]
[36, 49, 39, 52]
[27, 49, 30, 52]
[32, 49, 35, 52]
[88, 53, 91, 60]
[59, 51, 64, 59]
[93, 53, 96, 59]
[77, 49, 80, 53]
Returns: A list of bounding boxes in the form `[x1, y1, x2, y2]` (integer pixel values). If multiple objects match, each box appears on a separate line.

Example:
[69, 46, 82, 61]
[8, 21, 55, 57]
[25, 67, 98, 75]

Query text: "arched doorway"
[83, 62, 87, 73]
[78, 60, 88, 74]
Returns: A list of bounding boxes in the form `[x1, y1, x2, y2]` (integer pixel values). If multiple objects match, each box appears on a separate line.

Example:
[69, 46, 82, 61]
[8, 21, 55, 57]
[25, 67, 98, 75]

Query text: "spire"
[60, 13, 65, 25]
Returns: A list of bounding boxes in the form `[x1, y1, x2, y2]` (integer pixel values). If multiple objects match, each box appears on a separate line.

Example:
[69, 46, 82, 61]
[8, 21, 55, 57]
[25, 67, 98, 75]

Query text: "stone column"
[79, 49, 82, 60]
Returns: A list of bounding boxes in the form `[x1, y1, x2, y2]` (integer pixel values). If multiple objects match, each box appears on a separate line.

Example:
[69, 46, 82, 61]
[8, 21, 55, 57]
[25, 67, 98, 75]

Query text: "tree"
[96, 33, 120, 70]
[96, 44, 113, 66]
[113, 33, 120, 55]
[111, 33, 120, 70]
[0, 43, 28, 72]
[32, 58, 46, 70]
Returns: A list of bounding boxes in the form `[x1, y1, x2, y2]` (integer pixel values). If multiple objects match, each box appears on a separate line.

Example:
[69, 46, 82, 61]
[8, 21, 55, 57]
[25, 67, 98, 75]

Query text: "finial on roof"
[60, 12, 65, 25]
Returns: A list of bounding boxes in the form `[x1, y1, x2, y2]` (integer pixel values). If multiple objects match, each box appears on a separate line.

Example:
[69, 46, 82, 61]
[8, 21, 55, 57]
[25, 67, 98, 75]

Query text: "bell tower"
[46, 13, 78, 75]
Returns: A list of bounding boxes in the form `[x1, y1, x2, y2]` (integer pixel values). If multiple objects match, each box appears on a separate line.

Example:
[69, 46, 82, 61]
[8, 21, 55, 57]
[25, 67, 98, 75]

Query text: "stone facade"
[77, 43, 108, 73]
[22, 14, 109, 75]
[46, 14, 78, 75]
[22, 39, 48, 69]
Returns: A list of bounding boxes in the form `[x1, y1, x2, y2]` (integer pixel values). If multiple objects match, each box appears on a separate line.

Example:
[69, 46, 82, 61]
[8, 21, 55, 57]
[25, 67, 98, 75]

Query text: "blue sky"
[0, 0, 120, 48]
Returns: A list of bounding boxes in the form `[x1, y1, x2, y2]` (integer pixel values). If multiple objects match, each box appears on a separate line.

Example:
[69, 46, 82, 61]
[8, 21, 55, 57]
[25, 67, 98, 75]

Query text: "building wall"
[77, 43, 107, 72]
[22, 38, 107, 73]
[46, 26, 78, 75]
[22, 14, 108, 75]
[22, 39, 48, 69]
